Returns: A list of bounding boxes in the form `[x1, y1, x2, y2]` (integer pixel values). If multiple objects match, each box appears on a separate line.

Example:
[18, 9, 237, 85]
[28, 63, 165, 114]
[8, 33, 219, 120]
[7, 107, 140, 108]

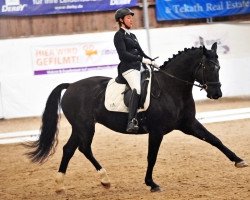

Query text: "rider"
[113, 8, 157, 133]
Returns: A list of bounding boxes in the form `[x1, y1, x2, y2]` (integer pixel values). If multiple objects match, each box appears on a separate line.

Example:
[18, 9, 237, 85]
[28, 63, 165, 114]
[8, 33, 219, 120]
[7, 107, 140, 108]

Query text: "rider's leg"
[126, 89, 140, 132]
[122, 69, 141, 133]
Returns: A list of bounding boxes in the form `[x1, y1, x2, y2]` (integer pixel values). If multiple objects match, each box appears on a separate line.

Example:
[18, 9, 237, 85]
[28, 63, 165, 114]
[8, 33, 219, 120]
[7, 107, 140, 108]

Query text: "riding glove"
[142, 57, 160, 68]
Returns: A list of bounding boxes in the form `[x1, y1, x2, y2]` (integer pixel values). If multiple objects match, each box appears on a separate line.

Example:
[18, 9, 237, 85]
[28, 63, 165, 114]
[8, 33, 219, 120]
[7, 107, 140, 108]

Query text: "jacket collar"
[120, 27, 131, 35]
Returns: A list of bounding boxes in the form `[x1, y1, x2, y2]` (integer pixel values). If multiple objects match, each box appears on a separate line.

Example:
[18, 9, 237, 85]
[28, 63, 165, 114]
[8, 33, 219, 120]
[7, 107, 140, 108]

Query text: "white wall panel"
[0, 23, 249, 118]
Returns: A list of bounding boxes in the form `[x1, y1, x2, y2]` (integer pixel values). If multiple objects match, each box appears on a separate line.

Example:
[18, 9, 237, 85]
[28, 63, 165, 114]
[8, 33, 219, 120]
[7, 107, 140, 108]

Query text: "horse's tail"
[25, 83, 70, 163]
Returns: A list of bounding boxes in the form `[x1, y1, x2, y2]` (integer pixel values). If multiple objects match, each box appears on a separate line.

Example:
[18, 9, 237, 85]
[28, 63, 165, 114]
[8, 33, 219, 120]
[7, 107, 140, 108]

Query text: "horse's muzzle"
[207, 89, 222, 99]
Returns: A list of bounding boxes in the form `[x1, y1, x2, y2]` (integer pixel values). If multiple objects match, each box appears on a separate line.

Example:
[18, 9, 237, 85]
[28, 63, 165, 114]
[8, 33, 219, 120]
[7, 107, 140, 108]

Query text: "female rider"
[113, 8, 157, 133]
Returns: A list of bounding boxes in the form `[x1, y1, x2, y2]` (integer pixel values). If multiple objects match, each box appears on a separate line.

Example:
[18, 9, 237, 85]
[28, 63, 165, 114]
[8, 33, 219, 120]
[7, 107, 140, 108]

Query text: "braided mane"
[160, 46, 203, 69]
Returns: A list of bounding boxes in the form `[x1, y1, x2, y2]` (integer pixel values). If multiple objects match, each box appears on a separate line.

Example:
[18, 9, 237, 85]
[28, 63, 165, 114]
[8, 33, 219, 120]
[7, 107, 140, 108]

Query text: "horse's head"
[195, 42, 222, 99]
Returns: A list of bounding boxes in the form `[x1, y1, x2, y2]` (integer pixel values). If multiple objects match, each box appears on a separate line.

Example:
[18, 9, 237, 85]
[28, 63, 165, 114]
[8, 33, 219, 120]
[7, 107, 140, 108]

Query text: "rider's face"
[122, 14, 133, 29]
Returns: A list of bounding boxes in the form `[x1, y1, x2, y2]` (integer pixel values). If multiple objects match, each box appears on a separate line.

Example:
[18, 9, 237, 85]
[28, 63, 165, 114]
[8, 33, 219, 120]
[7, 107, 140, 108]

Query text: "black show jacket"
[113, 28, 151, 76]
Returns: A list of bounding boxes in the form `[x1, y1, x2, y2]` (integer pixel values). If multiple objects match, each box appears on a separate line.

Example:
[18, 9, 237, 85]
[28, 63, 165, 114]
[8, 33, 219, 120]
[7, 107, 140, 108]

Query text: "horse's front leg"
[181, 119, 248, 168]
[145, 132, 163, 192]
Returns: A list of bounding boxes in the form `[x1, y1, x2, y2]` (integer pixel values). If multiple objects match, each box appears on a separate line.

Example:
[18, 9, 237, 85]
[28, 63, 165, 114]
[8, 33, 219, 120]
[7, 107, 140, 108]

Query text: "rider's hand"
[142, 57, 152, 65]
[142, 57, 160, 68]
[151, 61, 160, 68]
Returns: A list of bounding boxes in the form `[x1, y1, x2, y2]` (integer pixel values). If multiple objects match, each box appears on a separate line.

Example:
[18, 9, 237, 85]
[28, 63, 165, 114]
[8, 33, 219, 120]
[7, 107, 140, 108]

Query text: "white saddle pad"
[104, 72, 152, 113]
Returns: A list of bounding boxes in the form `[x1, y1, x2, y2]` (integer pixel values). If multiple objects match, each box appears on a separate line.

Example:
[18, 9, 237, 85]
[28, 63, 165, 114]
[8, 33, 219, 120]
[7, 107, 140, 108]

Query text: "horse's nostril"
[213, 93, 222, 99]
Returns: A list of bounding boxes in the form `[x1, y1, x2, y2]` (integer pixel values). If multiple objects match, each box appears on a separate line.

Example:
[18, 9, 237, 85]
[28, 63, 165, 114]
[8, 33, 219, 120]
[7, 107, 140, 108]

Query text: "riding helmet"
[115, 8, 134, 22]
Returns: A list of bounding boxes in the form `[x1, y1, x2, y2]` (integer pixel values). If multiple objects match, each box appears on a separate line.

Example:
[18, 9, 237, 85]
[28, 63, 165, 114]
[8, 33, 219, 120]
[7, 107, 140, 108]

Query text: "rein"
[158, 67, 206, 90]
[154, 56, 221, 91]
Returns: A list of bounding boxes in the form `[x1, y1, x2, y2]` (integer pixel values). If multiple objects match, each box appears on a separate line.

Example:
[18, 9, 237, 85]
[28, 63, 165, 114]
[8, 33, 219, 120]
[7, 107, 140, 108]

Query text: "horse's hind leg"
[77, 121, 111, 188]
[55, 129, 79, 193]
[181, 119, 248, 168]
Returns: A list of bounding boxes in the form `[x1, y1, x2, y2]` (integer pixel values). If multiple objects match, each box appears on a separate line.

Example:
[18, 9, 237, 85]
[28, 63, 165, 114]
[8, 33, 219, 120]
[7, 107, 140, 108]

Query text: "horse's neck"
[165, 48, 202, 82]
[155, 48, 203, 97]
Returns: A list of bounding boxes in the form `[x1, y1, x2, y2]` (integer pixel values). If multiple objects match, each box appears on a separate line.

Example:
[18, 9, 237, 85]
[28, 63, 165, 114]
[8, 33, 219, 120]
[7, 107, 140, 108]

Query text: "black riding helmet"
[115, 8, 134, 22]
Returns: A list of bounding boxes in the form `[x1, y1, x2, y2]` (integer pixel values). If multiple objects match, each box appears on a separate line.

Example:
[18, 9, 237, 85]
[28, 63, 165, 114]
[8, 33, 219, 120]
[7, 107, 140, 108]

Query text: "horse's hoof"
[150, 186, 161, 192]
[101, 182, 111, 189]
[235, 160, 248, 168]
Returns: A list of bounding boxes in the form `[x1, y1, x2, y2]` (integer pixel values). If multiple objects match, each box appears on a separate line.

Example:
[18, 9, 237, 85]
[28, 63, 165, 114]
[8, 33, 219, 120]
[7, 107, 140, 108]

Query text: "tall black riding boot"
[126, 89, 140, 133]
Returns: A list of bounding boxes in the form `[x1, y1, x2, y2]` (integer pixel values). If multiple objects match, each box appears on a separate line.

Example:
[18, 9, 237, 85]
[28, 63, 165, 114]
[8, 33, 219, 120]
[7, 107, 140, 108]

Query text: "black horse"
[25, 42, 247, 192]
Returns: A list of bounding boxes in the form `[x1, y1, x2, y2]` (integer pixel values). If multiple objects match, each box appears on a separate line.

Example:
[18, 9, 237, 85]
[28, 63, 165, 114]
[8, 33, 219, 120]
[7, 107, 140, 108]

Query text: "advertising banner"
[156, 0, 250, 21]
[32, 42, 119, 75]
[0, 0, 138, 16]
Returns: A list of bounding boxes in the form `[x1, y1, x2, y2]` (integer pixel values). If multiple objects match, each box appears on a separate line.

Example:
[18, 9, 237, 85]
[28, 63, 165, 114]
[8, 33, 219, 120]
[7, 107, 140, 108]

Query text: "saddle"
[119, 69, 150, 108]
[104, 68, 152, 113]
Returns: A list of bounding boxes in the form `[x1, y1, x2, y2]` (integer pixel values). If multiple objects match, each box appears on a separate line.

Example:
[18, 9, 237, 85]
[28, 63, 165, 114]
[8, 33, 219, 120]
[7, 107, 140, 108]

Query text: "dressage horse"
[25, 42, 248, 192]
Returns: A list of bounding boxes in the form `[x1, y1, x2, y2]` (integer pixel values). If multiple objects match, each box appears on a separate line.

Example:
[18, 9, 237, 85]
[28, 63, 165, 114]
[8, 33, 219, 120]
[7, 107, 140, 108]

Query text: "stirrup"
[126, 118, 139, 133]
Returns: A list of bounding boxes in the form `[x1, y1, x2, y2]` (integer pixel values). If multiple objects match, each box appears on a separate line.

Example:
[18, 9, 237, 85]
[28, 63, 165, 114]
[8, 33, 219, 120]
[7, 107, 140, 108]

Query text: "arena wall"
[0, 23, 249, 119]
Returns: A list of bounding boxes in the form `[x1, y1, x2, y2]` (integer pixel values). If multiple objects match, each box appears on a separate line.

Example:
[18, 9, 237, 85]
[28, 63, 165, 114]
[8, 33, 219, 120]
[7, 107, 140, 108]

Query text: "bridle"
[156, 55, 221, 91]
[194, 55, 221, 90]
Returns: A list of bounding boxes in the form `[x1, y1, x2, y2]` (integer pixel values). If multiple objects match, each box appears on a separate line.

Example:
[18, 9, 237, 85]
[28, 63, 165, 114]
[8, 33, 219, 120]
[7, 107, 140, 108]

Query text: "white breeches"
[122, 67, 144, 95]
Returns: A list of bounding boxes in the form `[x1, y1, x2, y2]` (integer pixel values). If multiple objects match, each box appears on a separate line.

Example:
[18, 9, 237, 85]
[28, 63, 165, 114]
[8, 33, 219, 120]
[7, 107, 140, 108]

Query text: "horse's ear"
[211, 42, 217, 52]
[203, 45, 208, 55]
